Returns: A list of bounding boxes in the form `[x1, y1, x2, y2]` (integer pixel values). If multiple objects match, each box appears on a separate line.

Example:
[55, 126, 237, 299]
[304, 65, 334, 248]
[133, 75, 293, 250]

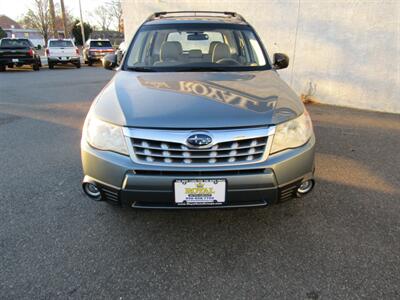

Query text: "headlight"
[85, 115, 129, 155]
[270, 110, 313, 154]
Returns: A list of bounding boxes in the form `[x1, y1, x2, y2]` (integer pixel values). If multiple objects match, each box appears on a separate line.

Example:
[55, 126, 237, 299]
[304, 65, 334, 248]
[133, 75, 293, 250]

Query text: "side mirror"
[102, 53, 118, 70]
[116, 50, 125, 65]
[273, 53, 289, 69]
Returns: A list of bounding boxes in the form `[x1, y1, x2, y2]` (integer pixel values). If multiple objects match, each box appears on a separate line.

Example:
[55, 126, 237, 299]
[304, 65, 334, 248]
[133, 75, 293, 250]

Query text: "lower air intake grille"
[133, 168, 267, 176]
[278, 180, 302, 202]
[101, 187, 120, 203]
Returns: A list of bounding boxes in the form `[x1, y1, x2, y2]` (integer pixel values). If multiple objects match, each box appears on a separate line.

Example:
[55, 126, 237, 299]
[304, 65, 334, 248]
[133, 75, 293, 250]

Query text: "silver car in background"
[81, 11, 315, 209]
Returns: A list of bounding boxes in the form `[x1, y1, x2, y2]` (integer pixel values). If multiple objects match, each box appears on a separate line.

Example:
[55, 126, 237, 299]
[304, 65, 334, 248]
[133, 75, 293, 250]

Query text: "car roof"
[1, 38, 29, 40]
[143, 11, 248, 26]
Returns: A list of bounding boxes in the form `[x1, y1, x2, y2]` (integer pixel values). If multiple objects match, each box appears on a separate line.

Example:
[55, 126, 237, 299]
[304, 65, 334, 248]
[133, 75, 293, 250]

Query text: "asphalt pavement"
[1, 66, 399, 299]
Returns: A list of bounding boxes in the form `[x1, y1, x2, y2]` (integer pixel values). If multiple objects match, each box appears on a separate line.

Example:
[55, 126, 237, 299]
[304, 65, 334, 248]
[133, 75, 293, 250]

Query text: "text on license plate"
[174, 179, 226, 205]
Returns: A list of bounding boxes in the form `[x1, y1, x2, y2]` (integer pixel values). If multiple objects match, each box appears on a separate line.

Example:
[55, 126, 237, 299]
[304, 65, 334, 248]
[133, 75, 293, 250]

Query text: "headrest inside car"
[160, 41, 183, 61]
[188, 49, 202, 58]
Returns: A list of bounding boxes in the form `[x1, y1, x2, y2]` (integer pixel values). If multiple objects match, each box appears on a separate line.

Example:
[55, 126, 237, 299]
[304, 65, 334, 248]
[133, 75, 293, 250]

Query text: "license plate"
[174, 179, 226, 205]
[12, 59, 18, 63]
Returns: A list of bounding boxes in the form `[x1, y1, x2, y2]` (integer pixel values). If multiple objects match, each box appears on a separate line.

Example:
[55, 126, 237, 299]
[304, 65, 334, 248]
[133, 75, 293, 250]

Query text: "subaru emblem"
[187, 133, 212, 147]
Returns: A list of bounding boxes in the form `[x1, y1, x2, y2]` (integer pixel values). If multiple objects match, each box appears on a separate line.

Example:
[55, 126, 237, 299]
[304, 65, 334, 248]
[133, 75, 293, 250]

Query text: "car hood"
[93, 70, 304, 128]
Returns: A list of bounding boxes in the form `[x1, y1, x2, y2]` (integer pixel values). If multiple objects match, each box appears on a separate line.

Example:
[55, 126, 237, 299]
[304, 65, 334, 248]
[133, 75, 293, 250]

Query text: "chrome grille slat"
[132, 142, 267, 151]
[134, 150, 265, 159]
[123, 127, 275, 167]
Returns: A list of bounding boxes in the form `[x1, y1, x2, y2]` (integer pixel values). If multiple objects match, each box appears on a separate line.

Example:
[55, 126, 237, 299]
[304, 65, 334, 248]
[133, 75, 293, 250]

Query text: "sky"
[0, 0, 110, 25]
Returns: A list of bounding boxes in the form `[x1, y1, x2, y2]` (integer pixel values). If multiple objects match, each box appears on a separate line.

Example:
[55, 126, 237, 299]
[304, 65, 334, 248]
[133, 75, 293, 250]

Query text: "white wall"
[122, 0, 400, 114]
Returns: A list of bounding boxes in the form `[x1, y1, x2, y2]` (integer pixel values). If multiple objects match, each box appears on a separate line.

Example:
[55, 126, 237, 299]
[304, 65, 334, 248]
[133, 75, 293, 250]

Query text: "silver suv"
[81, 11, 315, 208]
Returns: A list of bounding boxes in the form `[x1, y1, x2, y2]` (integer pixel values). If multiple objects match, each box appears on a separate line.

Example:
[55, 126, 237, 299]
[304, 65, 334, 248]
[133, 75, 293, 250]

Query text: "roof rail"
[145, 11, 246, 23]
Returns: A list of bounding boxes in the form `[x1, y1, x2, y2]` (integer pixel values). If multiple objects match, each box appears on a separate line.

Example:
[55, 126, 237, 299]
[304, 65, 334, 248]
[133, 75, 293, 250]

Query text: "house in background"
[0, 15, 45, 47]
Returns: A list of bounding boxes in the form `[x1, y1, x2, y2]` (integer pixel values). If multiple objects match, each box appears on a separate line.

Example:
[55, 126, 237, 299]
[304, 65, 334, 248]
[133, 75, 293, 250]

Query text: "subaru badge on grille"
[187, 134, 212, 147]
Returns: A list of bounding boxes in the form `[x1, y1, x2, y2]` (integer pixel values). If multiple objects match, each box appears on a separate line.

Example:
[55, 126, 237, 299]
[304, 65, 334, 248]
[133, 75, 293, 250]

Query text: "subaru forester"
[81, 11, 315, 208]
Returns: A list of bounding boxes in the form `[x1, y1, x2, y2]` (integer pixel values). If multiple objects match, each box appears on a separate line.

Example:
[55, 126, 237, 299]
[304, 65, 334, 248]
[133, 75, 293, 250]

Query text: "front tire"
[48, 63, 54, 69]
[87, 60, 93, 66]
[75, 62, 81, 68]
[33, 63, 40, 71]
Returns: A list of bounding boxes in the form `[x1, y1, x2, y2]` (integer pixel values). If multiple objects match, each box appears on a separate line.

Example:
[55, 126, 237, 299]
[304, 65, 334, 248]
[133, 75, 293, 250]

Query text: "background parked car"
[116, 41, 127, 64]
[83, 39, 114, 66]
[102, 41, 126, 69]
[46, 39, 81, 69]
[0, 38, 41, 71]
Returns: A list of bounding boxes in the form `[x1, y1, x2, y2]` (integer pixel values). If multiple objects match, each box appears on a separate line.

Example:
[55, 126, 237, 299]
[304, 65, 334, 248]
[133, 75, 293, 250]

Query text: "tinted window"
[90, 41, 112, 48]
[49, 40, 74, 47]
[0, 39, 32, 48]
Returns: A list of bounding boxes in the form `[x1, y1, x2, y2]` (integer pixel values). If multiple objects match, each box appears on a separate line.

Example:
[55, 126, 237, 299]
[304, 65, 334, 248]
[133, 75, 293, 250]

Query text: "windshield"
[0, 39, 32, 48]
[90, 41, 112, 48]
[49, 40, 74, 47]
[124, 24, 270, 71]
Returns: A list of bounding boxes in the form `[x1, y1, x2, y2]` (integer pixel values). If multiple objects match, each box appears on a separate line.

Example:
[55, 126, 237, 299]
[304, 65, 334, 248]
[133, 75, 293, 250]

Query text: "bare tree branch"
[20, 0, 50, 43]
[91, 5, 112, 31]
[106, 0, 123, 32]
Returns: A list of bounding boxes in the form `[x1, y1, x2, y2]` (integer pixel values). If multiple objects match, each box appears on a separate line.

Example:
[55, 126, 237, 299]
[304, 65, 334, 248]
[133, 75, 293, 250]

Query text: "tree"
[49, 0, 57, 38]
[0, 26, 7, 39]
[71, 20, 92, 45]
[54, 2, 75, 38]
[91, 5, 112, 31]
[20, 0, 50, 43]
[59, 0, 68, 37]
[106, 0, 123, 32]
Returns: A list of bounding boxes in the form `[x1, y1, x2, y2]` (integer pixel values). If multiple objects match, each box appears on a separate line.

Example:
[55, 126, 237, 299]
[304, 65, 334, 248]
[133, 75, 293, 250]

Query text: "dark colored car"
[83, 39, 114, 66]
[0, 38, 41, 71]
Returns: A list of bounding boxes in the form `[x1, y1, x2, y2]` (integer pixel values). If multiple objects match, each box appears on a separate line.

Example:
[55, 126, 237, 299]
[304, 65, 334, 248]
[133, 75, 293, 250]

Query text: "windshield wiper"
[126, 66, 228, 72]
[126, 66, 157, 72]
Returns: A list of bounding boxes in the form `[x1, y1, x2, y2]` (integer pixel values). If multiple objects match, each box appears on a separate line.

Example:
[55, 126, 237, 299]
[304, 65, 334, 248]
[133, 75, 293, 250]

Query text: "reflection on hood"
[94, 70, 303, 128]
[137, 77, 278, 113]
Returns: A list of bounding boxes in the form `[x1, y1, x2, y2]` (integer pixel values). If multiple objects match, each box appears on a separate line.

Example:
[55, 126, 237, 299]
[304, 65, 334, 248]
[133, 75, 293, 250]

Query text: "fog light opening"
[297, 179, 314, 196]
[83, 182, 102, 201]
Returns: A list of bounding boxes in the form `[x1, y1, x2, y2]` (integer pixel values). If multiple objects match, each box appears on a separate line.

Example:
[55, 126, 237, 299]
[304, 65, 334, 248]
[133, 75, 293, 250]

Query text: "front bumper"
[81, 134, 315, 209]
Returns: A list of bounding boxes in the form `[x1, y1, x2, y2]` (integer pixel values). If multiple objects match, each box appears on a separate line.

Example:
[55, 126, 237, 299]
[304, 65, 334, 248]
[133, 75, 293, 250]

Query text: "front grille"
[131, 136, 268, 165]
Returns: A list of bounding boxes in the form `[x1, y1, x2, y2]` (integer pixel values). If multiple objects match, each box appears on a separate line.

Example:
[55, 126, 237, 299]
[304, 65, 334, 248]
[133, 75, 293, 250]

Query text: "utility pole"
[49, 0, 57, 38]
[78, 0, 86, 45]
[60, 0, 68, 38]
